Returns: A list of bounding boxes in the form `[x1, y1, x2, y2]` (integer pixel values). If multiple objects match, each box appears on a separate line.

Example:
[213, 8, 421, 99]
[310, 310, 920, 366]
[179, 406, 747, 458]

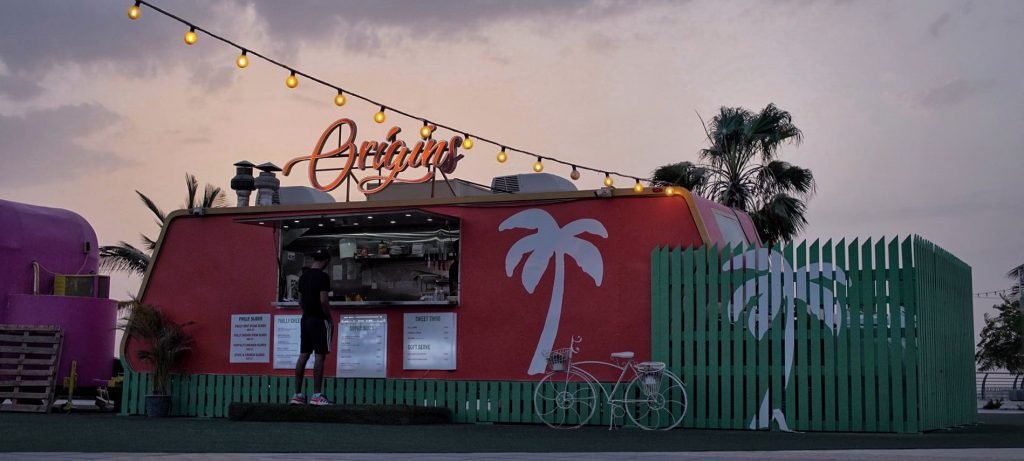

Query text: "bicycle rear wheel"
[623, 370, 687, 430]
[533, 370, 598, 429]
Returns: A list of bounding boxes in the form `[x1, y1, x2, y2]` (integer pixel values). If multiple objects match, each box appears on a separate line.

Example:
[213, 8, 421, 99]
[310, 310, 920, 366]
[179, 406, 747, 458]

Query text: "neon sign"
[283, 118, 464, 194]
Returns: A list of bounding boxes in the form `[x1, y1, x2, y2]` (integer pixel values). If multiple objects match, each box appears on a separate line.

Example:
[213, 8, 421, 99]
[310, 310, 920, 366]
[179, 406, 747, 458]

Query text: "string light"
[123, 0, 651, 189]
[665, 186, 675, 196]
[603, 173, 614, 187]
[633, 179, 644, 193]
[420, 121, 433, 140]
[184, 26, 197, 45]
[127, 1, 141, 20]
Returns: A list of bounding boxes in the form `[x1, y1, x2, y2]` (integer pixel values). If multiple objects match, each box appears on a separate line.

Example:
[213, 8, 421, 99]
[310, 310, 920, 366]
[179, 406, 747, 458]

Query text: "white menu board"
[337, 315, 387, 378]
[229, 314, 270, 363]
[403, 313, 456, 370]
[273, 315, 313, 369]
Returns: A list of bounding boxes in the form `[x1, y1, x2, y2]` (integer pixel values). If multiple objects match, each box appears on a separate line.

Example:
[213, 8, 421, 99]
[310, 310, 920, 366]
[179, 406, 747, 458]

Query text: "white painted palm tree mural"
[500, 209, 607, 375]
[723, 248, 848, 431]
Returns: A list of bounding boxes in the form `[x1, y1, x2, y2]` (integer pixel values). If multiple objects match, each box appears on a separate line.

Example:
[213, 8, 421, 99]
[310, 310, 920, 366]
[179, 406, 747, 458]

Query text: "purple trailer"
[0, 199, 116, 385]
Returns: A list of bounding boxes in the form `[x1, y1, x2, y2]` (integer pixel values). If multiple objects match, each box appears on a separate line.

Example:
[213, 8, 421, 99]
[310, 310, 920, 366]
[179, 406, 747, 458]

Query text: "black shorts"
[300, 316, 332, 355]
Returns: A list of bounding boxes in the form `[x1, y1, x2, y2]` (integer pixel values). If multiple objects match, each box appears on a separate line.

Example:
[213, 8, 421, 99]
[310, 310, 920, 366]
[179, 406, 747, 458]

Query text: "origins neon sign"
[283, 118, 464, 194]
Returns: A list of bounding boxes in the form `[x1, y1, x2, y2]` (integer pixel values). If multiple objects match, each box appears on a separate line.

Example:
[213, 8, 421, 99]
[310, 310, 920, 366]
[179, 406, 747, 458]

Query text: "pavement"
[1, 412, 1022, 460]
[2, 450, 1024, 460]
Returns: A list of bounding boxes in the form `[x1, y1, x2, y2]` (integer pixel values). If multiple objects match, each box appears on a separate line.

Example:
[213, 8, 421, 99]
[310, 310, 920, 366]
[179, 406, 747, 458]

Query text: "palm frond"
[136, 191, 166, 228]
[651, 162, 708, 192]
[202, 184, 226, 208]
[141, 233, 158, 252]
[751, 194, 809, 245]
[758, 160, 816, 197]
[185, 173, 199, 210]
[99, 242, 150, 276]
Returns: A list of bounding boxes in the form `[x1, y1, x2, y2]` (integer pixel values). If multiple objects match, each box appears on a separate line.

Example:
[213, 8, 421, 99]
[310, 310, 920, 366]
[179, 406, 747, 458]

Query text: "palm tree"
[1007, 263, 1023, 301]
[500, 209, 607, 375]
[100, 173, 225, 277]
[653, 104, 815, 245]
[723, 247, 847, 430]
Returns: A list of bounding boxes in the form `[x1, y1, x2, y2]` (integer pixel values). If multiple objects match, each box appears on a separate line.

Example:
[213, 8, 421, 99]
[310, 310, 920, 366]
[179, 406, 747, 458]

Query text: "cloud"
[0, 104, 125, 187]
[0, 74, 46, 101]
[916, 79, 996, 109]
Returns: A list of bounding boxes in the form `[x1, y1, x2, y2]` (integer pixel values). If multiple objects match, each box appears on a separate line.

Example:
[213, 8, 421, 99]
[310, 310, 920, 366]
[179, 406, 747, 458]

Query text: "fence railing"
[976, 371, 1024, 401]
[650, 236, 975, 433]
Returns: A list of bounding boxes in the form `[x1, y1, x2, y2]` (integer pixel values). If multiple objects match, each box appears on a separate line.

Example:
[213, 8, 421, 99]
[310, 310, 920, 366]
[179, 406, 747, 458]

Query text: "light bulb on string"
[665, 186, 674, 196]
[633, 179, 644, 193]
[285, 71, 298, 88]
[462, 135, 474, 150]
[496, 147, 507, 163]
[334, 90, 346, 107]
[236, 50, 248, 68]
[420, 121, 433, 140]
[603, 173, 614, 187]
[127, 1, 141, 20]
[374, 106, 386, 124]
[184, 27, 198, 45]
[533, 157, 544, 173]
[570, 166, 580, 181]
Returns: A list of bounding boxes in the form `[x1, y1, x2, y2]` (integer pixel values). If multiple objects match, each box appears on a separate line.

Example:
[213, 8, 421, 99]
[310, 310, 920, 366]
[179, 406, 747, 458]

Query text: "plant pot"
[145, 394, 172, 417]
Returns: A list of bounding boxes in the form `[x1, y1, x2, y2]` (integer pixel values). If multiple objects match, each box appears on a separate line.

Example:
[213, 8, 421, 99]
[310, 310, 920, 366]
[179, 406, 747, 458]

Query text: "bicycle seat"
[610, 351, 634, 360]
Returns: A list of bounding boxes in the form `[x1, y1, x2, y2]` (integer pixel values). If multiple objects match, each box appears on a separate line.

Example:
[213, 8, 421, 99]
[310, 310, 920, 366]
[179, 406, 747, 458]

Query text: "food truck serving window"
[264, 210, 459, 308]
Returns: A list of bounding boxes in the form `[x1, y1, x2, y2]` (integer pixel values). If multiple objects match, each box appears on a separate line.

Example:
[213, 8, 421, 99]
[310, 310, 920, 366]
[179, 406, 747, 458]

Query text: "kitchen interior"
[273, 209, 460, 306]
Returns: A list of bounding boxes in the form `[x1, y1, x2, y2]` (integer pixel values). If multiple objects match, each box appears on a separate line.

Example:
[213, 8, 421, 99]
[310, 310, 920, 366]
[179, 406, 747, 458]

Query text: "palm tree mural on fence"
[723, 247, 847, 430]
[500, 209, 608, 375]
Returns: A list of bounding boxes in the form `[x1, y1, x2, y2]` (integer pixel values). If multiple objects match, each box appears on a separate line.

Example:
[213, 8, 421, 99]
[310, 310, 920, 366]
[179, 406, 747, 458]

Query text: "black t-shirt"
[298, 267, 330, 319]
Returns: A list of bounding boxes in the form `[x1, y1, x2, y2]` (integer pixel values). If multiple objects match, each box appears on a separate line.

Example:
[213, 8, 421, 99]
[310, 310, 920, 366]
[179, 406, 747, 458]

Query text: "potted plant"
[119, 301, 194, 417]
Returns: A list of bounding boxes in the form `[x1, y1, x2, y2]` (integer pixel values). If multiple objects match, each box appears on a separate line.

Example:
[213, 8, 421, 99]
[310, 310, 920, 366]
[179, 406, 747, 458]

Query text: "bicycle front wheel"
[623, 370, 687, 430]
[533, 370, 598, 429]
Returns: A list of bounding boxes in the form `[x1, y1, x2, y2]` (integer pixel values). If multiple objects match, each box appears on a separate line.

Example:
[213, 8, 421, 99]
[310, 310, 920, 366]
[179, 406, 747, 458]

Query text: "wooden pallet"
[0, 325, 64, 413]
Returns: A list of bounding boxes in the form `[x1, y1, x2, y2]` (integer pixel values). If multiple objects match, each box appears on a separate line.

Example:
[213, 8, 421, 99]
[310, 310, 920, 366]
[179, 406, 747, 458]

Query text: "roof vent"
[490, 173, 576, 194]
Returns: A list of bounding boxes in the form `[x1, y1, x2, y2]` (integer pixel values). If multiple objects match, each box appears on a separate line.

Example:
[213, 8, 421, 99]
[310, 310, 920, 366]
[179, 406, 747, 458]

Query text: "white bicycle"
[533, 336, 688, 430]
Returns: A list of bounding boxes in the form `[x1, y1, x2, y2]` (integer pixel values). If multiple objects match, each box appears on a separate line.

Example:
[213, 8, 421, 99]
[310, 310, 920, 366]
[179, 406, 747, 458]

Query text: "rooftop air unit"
[490, 173, 577, 194]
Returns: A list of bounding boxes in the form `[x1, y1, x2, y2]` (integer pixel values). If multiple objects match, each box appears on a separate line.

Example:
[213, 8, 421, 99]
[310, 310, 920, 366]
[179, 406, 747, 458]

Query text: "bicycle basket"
[544, 347, 573, 371]
[636, 361, 665, 395]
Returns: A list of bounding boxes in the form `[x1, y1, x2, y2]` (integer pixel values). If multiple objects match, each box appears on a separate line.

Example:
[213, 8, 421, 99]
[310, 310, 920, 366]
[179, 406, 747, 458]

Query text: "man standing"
[291, 249, 333, 406]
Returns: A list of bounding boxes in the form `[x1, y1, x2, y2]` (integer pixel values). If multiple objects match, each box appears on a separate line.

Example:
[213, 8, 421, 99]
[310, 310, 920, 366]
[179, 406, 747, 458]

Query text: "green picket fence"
[650, 235, 975, 433]
[120, 371, 637, 427]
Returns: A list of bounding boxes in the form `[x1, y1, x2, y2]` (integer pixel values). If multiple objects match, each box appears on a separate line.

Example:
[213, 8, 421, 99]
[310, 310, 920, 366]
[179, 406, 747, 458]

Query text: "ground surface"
[1, 413, 1023, 453]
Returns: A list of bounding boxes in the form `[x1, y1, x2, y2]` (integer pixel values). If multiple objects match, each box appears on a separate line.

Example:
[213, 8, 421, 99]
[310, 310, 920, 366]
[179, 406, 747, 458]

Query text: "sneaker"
[309, 393, 332, 406]
[289, 393, 306, 405]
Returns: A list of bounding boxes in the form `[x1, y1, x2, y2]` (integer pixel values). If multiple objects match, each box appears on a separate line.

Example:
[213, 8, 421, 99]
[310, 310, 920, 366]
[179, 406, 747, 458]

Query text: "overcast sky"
[1, 0, 1022, 341]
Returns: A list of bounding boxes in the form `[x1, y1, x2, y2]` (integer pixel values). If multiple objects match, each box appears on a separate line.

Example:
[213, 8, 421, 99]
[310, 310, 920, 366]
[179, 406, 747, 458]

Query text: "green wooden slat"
[720, 244, 733, 429]
[652, 247, 668, 364]
[124, 371, 136, 415]
[809, 240, 823, 431]
[694, 245, 707, 428]
[707, 244, 720, 428]
[822, 240, 836, 431]
[670, 247, 683, 381]
[682, 247, 696, 428]
[455, 381, 467, 423]
[209, 374, 219, 416]
[874, 239, 891, 432]
[861, 239, 876, 432]
[375, 378, 385, 405]
[792, 241, 806, 431]
[888, 238, 905, 432]
[510, 381, 521, 423]
[213, 375, 224, 417]
[467, 381, 479, 422]
[776, 242, 792, 432]
[499, 381, 510, 422]
[444, 381, 456, 421]
[195, 374, 206, 416]
[489, 381, 500, 421]
[848, 239, 863, 431]
[343, 378, 354, 404]
[731, 244, 745, 429]
[416, 379, 426, 407]
[748, 246, 762, 431]
[835, 240, 849, 431]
